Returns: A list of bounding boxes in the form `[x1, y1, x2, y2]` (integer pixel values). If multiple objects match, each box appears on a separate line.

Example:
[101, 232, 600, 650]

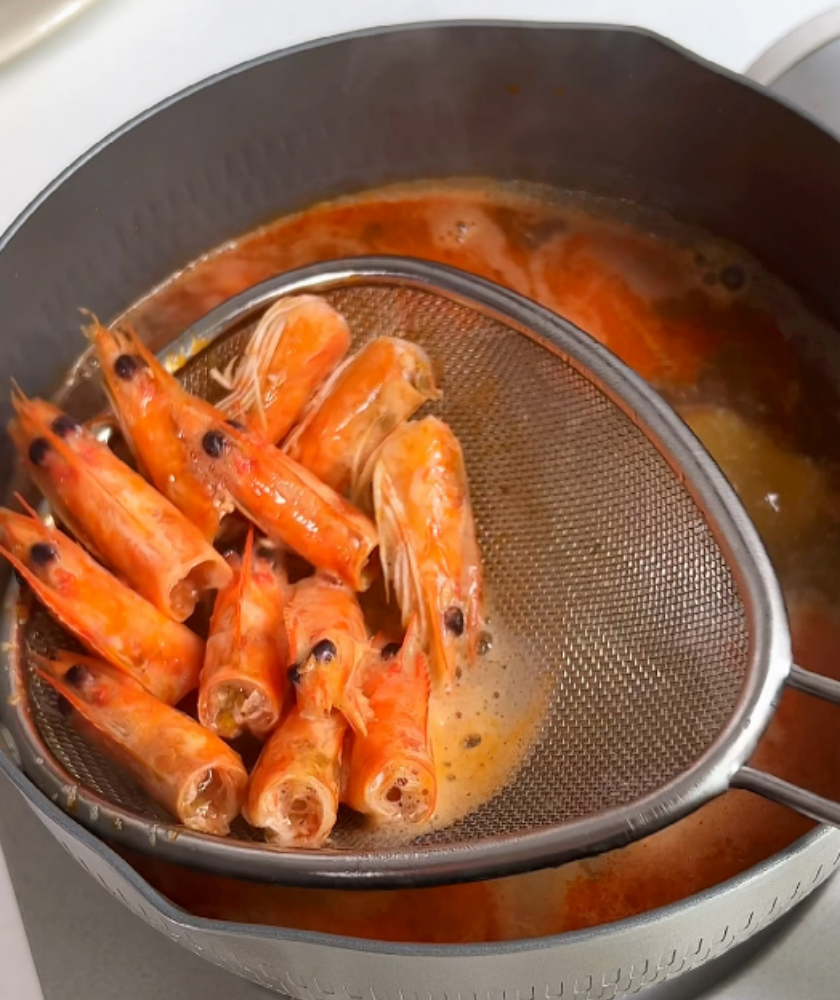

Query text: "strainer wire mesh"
[1, 258, 782, 886]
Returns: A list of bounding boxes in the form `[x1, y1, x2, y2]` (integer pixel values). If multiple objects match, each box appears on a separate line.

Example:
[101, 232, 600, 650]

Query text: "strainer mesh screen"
[20, 282, 750, 849]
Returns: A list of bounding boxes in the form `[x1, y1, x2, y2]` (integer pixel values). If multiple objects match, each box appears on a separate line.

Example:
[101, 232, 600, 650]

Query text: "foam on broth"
[427, 610, 544, 831]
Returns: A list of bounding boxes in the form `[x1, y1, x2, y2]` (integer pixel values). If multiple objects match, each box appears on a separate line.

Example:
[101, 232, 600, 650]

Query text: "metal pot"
[2, 21, 840, 997]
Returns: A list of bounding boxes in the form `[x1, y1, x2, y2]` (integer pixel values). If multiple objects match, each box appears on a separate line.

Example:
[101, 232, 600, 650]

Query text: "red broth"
[120, 182, 840, 941]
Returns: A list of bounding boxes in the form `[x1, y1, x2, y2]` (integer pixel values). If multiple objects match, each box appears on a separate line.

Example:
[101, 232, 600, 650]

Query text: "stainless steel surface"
[3, 18, 840, 994]
[0, 767, 821, 1000]
[0, 256, 800, 886]
[746, 8, 840, 139]
[4, 754, 840, 999]
[746, 5, 840, 86]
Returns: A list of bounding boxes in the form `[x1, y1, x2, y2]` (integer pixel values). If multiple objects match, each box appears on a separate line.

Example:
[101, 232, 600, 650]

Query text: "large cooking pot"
[2, 21, 840, 998]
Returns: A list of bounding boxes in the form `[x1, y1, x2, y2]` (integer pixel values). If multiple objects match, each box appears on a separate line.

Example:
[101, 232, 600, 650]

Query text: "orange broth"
[120, 182, 840, 942]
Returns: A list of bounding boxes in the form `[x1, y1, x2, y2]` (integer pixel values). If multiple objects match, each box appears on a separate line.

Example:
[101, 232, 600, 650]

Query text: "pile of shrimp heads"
[1, 296, 484, 848]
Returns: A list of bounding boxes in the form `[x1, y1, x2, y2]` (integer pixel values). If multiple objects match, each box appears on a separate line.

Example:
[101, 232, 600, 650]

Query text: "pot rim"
[2, 18, 838, 261]
[0, 16, 836, 952]
[1, 746, 834, 955]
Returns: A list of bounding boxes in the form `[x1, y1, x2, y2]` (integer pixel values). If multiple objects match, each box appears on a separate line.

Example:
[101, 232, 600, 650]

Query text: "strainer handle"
[731, 663, 840, 826]
[787, 664, 840, 703]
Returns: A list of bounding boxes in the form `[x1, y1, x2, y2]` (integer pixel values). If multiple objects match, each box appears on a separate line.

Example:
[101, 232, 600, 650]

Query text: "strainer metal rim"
[0, 256, 791, 888]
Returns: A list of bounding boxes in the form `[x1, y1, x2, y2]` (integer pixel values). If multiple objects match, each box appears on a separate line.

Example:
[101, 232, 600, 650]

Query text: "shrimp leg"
[0, 507, 203, 704]
[199, 531, 290, 740]
[244, 706, 346, 848]
[9, 391, 232, 621]
[37, 651, 248, 835]
[284, 336, 440, 501]
[372, 417, 484, 688]
[284, 575, 370, 735]
[85, 316, 233, 540]
[344, 620, 436, 825]
[215, 295, 351, 442]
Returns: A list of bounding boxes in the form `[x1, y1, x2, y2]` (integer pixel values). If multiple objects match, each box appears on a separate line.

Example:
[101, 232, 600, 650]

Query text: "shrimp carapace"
[284, 574, 371, 735]
[344, 620, 437, 824]
[243, 705, 346, 848]
[170, 405, 379, 591]
[84, 316, 233, 540]
[372, 416, 484, 688]
[198, 531, 290, 740]
[215, 294, 351, 442]
[9, 391, 232, 621]
[36, 650, 248, 834]
[284, 336, 440, 500]
[0, 507, 204, 704]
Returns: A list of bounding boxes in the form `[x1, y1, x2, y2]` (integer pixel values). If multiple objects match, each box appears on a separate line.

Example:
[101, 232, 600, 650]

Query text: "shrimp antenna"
[13, 493, 44, 522]
[79, 307, 101, 341]
[9, 378, 27, 408]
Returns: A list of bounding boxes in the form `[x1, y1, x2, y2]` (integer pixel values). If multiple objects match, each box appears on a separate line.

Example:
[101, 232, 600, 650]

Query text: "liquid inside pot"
[117, 180, 840, 942]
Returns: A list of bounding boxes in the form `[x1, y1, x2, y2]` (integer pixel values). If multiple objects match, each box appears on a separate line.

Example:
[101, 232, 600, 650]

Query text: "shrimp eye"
[28, 437, 50, 466]
[225, 418, 245, 431]
[29, 542, 57, 566]
[381, 642, 401, 661]
[255, 544, 274, 561]
[114, 354, 140, 380]
[444, 606, 465, 637]
[721, 265, 746, 291]
[311, 639, 337, 663]
[202, 430, 226, 458]
[50, 414, 80, 438]
[287, 664, 301, 685]
[65, 664, 91, 688]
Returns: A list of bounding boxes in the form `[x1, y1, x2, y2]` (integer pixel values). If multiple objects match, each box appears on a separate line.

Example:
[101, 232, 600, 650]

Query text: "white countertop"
[0, 2, 836, 998]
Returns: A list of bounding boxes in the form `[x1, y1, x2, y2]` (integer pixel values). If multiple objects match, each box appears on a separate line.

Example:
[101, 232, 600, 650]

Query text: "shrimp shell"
[284, 336, 440, 500]
[198, 531, 290, 740]
[37, 651, 248, 834]
[372, 417, 483, 688]
[171, 404, 379, 592]
[284, 575, 371, 736]
[85, 316, 233, 540]
[244, 706, 346, 848]
[344, 620, 436, 824]
[217, 295, 351, 442]
[0, 507, 203, 705]
[9, 392, 232, 621]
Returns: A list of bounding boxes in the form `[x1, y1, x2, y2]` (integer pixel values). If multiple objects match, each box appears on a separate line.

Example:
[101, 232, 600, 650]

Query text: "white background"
[0, 1, 835, 998]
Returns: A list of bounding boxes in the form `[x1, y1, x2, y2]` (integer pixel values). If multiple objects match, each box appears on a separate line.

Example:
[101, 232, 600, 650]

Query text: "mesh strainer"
[3, 256, 840, 889]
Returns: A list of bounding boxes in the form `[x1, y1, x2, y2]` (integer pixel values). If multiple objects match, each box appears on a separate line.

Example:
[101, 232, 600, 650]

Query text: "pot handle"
[732, 664, 840, 825]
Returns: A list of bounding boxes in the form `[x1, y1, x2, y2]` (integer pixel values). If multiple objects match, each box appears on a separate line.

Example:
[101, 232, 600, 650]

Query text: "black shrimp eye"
[65, 664, 91, 688]
[287, 664, 301, 685]
[201, 430, 226, 458]
[444, 606, 465, 637]
[50, 414, 81, 438]
[255, 545, 274, 561]
[311, 639, 337, 663]
[226, 418, 245, 431]
[29, 542, 57, 566]
[28, 437, 50, 466]
[720, 265, 746, 291]
[56, 695, 74, 718]
[114, 354, 140, 380]
[381, 642, 401, 661]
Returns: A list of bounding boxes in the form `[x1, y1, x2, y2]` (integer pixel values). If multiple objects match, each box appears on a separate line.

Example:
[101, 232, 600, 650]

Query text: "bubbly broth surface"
[120, 182, 840, 941]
